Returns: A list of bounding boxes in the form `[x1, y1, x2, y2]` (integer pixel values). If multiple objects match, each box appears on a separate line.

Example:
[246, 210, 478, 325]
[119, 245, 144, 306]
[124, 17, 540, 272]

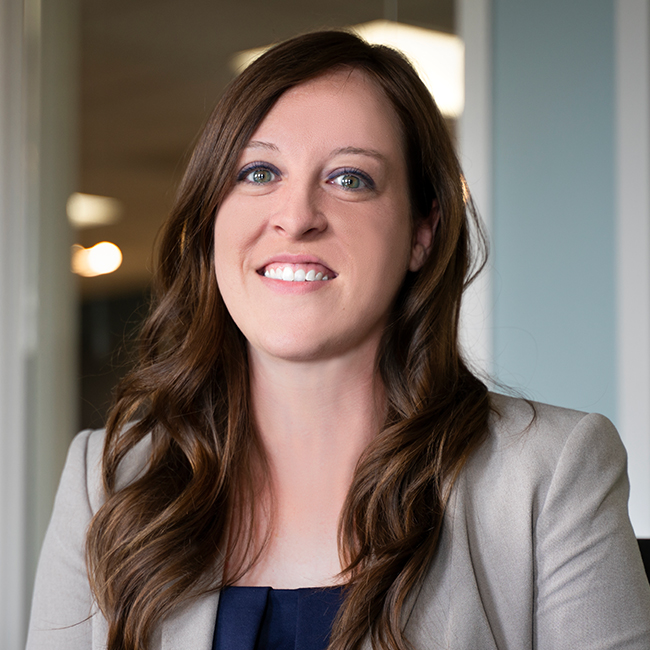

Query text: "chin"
[247, 331, 350, 364]
[253, 341, 334, 363]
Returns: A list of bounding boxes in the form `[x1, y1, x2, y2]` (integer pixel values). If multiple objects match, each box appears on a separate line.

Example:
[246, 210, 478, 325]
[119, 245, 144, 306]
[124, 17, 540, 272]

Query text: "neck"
[249, 344, 384, 484]
[234, 344, 385, 587]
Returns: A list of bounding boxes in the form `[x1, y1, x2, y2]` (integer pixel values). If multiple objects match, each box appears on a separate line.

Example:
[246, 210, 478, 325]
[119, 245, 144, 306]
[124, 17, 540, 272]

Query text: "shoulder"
[485, 392, 622, 475]
[27, 427, 154, 648]
[461, 393, 627, 523]
[64, 424, 154, 513]
[487, 391, 618, 449]
[416, 394, 649, 649]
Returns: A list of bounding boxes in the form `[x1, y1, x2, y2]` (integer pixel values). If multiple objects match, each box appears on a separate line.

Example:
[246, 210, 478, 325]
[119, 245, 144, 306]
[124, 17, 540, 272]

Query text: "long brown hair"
[86, 30, 490, 650]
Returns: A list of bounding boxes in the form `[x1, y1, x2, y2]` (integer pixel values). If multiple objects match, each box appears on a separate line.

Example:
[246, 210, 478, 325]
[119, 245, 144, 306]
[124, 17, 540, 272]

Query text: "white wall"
[0, 0, 78, 646]
[615, 0, 650, 537]
[458, 0, 493, 379]
[1, 0, 33, 643]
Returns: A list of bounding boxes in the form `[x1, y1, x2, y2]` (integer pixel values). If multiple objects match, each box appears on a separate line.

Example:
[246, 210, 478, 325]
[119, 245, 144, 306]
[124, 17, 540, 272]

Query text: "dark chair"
[638, 539, 650, 582]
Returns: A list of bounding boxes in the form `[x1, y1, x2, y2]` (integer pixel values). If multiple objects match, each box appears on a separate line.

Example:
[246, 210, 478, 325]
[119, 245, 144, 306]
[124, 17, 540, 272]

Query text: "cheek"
[212, 207, 241, 298]
[214, 192, 267, 254]
[349, 209, 414, 307]
[212, 224, 228, 283]
[358, 204, 413, 269]
[213, 201, 236, 250]
[213, 199, 247, 265]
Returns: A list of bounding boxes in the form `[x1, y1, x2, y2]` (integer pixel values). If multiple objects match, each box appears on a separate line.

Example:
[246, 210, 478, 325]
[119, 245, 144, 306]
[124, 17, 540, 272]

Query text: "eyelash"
[327, 167, 375, 191]
[236, 162, 376, 191]
[237, 162, 281, 184]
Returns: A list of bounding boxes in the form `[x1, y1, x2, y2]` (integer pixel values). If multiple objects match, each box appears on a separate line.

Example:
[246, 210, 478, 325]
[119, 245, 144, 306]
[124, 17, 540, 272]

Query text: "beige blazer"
[26, 394, 650, 649]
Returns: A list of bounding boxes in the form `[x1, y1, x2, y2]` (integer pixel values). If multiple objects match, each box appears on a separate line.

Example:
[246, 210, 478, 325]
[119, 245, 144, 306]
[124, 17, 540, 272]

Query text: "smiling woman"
[214, 70, 428, 364]
[26, 30, 650, 650]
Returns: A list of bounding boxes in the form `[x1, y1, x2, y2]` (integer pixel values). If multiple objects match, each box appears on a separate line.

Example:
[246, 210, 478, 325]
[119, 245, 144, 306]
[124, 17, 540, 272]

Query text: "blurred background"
[2, 0, 649, 647]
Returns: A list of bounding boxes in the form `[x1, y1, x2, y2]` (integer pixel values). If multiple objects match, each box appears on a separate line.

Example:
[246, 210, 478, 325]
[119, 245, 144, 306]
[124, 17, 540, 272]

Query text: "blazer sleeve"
[534, 413, 650, 649]
[26, 429, 101, 650]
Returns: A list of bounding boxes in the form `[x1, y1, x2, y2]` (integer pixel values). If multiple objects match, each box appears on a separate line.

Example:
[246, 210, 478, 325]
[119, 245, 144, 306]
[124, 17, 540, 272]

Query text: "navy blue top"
[212, 586, 345, 650]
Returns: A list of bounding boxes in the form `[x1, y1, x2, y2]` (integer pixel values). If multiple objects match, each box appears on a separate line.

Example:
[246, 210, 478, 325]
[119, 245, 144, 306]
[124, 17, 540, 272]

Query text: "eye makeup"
[326, 167, 376, 191]
[237, 161, 282, 184]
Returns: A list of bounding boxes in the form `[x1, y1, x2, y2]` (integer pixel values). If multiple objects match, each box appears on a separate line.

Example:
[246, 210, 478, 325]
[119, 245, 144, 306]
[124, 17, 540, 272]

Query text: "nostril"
[273, 220, 327, 239]
[270, 196, 327, 237]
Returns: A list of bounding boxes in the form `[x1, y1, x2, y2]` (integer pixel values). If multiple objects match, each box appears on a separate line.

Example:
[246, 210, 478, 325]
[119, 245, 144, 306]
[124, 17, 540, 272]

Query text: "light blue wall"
[492, 0, 616, 420]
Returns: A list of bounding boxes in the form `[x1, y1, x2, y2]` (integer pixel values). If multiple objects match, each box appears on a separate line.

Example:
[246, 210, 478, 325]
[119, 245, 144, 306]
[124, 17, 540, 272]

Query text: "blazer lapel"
[160, 590, 221, 650]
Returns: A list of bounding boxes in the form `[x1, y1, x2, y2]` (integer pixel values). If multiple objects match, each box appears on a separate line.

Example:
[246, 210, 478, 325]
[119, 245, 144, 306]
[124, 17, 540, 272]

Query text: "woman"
[27, 30, 650, 650]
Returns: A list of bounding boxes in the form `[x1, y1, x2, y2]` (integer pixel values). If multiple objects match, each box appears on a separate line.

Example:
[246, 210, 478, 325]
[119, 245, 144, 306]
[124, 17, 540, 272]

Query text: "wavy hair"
[86, 30, 490, 650]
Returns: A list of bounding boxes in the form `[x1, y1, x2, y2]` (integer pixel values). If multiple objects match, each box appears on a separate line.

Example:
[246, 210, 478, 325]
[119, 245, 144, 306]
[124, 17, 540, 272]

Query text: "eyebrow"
[245, 140, 280, 152]
[244, 141, 387, 163]
[330, 146, 387, 163]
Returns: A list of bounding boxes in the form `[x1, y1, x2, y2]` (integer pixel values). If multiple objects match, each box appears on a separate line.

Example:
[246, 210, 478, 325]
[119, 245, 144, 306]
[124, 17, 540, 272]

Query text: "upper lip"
[257, 254, 337, 275]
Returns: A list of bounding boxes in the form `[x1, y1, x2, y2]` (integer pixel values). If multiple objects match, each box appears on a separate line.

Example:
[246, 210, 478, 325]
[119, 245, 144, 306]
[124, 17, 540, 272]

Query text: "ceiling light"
[230, 21, 464, 118]
[71, 242, 123, 277]
[66, 192, 123, 228]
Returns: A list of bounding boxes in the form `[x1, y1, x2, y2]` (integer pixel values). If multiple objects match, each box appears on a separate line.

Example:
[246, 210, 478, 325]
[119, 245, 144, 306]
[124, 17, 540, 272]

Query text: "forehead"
[248, 68, 405, 154]
[279, 68, 391, 108]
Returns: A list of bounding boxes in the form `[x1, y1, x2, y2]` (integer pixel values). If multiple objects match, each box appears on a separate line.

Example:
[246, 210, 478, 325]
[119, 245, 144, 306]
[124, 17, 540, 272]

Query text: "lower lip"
[258, 274, 334, 294]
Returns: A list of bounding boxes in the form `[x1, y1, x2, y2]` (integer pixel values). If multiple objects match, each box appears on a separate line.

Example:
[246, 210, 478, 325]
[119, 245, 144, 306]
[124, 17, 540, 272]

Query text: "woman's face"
[213, 69, 430, 364]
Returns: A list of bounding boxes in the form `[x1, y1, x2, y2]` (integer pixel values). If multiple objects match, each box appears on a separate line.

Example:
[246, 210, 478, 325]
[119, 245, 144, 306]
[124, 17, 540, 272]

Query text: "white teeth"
[264, 265, 331, 282]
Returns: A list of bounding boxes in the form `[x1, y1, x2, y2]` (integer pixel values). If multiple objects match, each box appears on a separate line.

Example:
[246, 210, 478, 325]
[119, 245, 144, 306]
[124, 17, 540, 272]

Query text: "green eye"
[329, 169, 374, 190]
[237, 163, 280, 185]
[339, 174, 361, 189]
[251, 169, 273, 183]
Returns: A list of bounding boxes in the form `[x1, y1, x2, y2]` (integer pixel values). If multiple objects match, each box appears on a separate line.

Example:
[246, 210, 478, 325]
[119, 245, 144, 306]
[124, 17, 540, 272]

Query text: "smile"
[260, 263, 335, 282]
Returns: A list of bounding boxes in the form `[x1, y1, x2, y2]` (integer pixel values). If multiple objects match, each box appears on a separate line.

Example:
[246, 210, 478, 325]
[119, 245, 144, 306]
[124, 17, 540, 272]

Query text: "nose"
[271, 182, 327, 240]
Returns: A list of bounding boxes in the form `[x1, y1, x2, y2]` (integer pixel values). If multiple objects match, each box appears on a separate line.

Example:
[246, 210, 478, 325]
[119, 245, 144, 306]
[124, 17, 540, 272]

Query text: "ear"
[408, 200, 440, 272]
